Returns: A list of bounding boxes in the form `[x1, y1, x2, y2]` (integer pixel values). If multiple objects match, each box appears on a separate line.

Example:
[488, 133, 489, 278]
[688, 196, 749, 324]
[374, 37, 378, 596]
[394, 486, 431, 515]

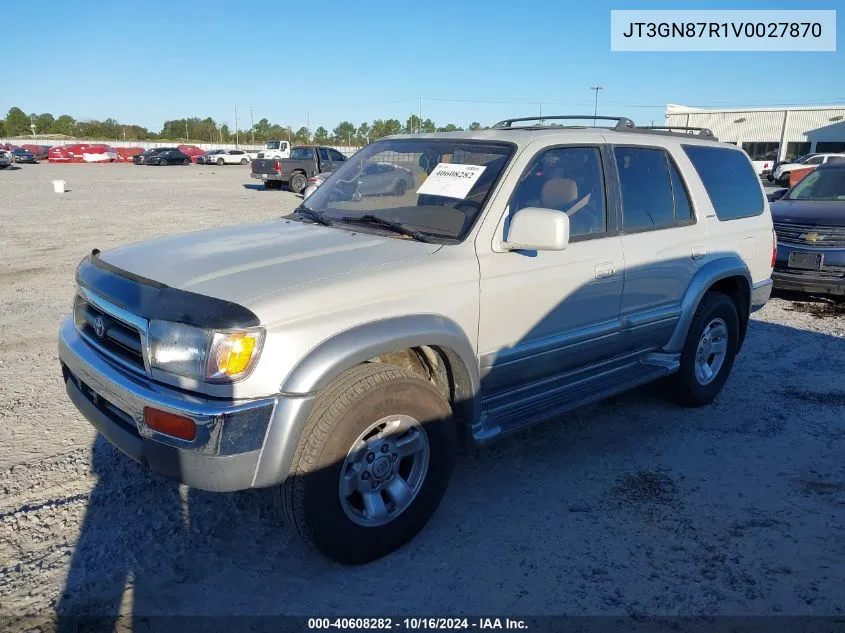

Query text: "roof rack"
[491, 115, 636, 130]
[631, 125, 718, 140]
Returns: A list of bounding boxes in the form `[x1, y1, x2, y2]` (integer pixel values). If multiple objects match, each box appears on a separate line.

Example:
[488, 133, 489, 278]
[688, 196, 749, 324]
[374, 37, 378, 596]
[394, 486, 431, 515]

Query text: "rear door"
[317, 147, 332, 173]
[609, 143, 709, 352]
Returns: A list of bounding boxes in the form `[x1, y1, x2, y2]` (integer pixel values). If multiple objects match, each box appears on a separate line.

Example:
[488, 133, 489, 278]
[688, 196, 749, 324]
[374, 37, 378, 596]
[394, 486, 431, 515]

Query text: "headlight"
[148, 320, 264, 382]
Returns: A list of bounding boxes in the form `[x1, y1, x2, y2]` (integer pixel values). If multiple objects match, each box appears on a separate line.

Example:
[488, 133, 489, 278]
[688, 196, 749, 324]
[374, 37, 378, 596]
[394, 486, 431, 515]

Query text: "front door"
[477, 145, 625, 398]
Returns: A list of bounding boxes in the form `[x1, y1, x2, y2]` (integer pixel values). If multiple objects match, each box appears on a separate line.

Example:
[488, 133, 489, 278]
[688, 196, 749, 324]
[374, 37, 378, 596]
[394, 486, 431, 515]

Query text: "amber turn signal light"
[143, 407, 197, 441]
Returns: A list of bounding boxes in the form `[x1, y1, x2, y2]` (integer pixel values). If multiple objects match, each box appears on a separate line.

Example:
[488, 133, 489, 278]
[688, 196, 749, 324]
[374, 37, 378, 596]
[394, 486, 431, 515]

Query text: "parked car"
[768, 153, 817, 181]
[145, 149, 193, 165]
[178, 144, 205, 163]
[772, 153, 845, 187]
[251, 145, 346, 192]
[208, 149, 252, 165]
[0, 148, 13, 169]
[21, 144, 51, 160]
[196, 150, 221, 165]
[133, 148, 178, 165]
[769, 161, 845, 297]
[59, 115, 774, 565]
[11, 148, 38, 164]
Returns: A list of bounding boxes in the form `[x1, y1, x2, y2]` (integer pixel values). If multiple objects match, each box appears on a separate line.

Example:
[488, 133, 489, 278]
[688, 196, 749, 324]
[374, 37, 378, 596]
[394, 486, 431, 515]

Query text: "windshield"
[266, 141, 280, 150]
[787, 168, 845, 201]
[290, 147, 313, 159]
[300, 138, 515, 241]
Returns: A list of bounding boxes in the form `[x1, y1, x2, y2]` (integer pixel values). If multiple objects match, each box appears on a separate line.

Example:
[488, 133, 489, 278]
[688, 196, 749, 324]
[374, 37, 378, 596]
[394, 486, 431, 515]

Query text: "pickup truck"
[251, 145, 347, 192]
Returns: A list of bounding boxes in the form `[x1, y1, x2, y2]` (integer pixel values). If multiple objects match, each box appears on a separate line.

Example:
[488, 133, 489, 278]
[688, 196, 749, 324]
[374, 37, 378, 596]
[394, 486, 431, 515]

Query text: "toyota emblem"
[93, 316, 106, 338]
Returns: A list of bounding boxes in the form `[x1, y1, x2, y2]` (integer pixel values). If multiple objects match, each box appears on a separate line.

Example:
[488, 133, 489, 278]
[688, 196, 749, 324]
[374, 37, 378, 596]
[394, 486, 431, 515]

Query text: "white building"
[665, 104, 845, 174]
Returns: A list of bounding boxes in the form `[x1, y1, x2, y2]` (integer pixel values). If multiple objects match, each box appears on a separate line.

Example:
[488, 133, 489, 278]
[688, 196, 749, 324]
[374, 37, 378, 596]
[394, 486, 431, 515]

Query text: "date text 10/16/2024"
[308, 618, 529, 630]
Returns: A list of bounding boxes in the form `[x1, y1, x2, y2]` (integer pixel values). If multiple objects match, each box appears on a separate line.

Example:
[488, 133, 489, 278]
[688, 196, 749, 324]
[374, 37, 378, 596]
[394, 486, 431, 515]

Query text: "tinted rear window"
[290, 148, 313, 159]
[682, 145, 763, 220]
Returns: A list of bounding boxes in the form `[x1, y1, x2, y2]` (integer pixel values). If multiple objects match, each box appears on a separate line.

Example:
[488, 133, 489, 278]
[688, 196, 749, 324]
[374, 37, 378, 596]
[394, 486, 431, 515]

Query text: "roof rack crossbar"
[492, 115, 636, 130]
[633, 125, 717, 139]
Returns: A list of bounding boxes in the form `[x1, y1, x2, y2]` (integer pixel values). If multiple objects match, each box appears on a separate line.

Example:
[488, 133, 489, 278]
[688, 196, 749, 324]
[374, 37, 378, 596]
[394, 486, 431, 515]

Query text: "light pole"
[590, 85, 603, 125]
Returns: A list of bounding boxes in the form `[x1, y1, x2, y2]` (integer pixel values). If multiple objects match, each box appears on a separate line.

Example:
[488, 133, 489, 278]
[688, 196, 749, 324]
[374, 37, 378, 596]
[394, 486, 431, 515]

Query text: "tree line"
[0, 106, 485, 145]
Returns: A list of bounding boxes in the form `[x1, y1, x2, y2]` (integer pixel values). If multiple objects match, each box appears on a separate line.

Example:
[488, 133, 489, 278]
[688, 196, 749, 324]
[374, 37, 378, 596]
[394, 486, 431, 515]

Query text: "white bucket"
[52, 180, 66, 193]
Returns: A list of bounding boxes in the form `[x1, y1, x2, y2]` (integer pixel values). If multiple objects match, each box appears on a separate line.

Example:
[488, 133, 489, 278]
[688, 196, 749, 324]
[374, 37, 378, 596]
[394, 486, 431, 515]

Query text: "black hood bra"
[75, 249, 260, 329]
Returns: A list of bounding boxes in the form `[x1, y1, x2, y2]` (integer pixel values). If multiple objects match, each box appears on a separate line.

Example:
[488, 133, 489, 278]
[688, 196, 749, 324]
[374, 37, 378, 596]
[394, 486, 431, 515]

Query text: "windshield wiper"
[292, 206, 333, 226]
[340, 214, 435, 243]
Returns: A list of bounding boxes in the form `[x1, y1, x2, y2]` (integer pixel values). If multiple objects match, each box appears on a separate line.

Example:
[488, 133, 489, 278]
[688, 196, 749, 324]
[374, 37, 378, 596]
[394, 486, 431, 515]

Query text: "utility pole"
[185, 121, 189, 141]
[590, 86, 604, 125]
[306, 111, 310, 137]
[418, 96, 422, 134]
[250, 103, 255, 145]
[234, 106, 239, 148]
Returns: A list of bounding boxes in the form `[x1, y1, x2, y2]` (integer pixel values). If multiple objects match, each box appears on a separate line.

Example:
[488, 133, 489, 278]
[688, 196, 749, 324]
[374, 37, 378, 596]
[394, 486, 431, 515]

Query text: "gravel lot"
[1, 163, 844, 627]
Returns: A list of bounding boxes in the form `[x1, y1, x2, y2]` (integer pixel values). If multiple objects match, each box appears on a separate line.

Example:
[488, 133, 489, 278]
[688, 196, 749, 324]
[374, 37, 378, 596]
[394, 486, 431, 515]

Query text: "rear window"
[682, 145, 763, 220]
[290, 147, 313, 160]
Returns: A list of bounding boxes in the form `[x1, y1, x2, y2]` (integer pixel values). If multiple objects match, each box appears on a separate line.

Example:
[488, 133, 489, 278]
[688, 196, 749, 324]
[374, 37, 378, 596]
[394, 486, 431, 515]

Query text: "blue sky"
[2, 0, 842, 133]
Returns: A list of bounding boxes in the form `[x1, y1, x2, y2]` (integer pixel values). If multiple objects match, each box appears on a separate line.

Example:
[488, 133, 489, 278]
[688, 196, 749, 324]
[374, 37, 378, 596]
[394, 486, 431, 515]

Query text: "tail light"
[771, 229, 777, 268]
[306, 176, 318, 184]
[273, 160, 281, 174]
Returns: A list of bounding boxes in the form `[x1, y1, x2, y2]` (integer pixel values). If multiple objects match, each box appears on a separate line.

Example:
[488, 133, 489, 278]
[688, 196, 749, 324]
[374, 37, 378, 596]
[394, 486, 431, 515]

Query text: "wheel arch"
[280, 314, 480, 424]
[253, 315, 480, 488]
[664, 257, 752, 354]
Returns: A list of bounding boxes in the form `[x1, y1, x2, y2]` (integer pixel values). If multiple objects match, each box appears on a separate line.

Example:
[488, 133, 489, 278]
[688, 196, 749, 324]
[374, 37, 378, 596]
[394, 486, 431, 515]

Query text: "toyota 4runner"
[59, 115, 774, 564]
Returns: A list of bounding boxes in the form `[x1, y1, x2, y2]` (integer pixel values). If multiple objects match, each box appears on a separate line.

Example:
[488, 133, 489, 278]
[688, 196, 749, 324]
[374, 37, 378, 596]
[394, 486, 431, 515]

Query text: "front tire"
[279, 362, 456, 564]
[666, 292, 739, 408]
[240, 158, 249, 165]
[183, 158, 190, 165]
[216, 158, 225, 166]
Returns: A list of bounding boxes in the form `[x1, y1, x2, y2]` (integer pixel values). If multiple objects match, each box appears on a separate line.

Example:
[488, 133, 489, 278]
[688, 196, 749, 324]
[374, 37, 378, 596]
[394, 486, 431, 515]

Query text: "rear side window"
[290, 148, 313, 159]
[614, 147, 675, 231]
[683, 145, 764, 220]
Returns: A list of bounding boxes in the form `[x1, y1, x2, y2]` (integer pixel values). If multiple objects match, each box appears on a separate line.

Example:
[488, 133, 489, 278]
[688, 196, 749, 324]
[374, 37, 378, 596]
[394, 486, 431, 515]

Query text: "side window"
[683, 145, 764, 220]
[667, 157, 694, 222]
[806, 156, 824, 165]
[330, 149, 346, 161]
[231, 150, 244, 155]
[318, 148, 330, 161]
[614, 147, 674, 231]
[509, 147, 606, 238]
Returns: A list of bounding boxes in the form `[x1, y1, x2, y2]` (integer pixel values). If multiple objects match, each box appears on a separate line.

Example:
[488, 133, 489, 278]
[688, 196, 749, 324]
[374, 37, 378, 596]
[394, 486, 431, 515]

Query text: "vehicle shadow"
[241, 184, 271, 191]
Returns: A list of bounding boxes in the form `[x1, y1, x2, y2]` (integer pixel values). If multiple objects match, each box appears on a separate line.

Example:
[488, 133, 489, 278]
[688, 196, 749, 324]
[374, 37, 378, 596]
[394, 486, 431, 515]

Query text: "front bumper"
[773, 243, 845, 296]
[59, 318, 284, 491]
[772, 269, 845, 295]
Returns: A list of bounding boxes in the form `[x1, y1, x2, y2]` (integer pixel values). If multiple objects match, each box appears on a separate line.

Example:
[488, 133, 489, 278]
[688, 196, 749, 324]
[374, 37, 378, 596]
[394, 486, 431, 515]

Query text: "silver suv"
[59, 116, 774, 564]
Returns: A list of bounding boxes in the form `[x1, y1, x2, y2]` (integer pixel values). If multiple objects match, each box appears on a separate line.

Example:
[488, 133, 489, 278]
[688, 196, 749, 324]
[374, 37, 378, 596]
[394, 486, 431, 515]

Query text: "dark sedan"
[770, 162, 845, 297]
[133, 147, 178, 165]
[12, 148, 38, 164]
[146, 149, 193, 166]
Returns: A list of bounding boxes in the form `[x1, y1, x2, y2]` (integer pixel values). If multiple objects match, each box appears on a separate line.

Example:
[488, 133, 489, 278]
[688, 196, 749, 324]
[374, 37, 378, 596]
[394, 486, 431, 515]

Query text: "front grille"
[774, 222, 845, 248]
[74, 295, 146, 373]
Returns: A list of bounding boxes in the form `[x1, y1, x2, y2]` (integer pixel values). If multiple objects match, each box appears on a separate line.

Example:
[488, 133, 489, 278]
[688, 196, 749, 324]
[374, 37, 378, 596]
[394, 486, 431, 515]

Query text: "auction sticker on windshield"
[416, 163, 487, 199]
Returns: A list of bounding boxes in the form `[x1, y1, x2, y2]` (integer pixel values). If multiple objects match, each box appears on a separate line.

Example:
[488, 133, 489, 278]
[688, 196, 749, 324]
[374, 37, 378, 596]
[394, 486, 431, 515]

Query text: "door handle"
[595, 262, 616, 279]
[691, 246, 708, 260]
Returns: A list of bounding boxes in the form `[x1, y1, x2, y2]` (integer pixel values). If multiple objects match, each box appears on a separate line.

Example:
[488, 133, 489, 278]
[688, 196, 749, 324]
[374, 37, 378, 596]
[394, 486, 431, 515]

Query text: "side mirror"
[503, 207, 570, 252]
[768, 188, 788, 202]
